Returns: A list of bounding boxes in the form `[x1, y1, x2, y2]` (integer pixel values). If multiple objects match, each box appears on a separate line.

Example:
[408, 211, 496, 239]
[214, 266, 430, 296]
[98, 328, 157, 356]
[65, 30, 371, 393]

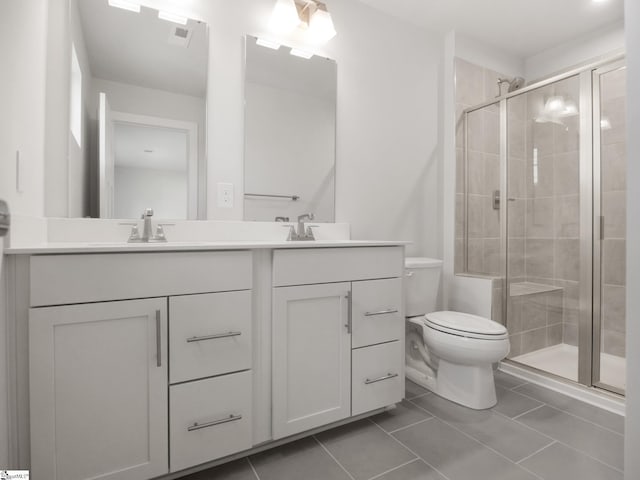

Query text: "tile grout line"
[405, 399, 545, 480]
[510, 388, 625, 436]
[312, 435, 357, 480]
[366, 458, 421, 480]
[367, 418, 453, 480]
[511, 403, 547, 420]
[509, 418, 625, 474]
[246, 457, 261, 480]
[385, 417, 433, 434]
[515, 440, 557, 465]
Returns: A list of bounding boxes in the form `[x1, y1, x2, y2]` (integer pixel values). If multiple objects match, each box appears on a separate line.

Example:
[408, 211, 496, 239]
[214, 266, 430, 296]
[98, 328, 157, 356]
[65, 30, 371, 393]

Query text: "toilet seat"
[423, 311, 508, 340]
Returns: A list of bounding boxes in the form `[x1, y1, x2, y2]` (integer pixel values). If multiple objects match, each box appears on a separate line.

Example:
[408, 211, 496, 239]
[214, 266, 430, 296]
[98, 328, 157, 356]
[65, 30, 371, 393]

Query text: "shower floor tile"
[512, 343, 626, 390]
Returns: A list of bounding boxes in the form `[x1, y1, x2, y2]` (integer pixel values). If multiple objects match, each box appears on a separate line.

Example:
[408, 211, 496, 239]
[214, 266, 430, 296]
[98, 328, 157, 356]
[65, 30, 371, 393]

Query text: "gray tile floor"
[180, 371, 624, 480]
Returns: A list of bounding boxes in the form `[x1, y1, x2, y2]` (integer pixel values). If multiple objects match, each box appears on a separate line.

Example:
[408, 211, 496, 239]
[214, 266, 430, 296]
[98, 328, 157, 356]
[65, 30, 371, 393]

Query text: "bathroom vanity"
[5, 241, 406, 480]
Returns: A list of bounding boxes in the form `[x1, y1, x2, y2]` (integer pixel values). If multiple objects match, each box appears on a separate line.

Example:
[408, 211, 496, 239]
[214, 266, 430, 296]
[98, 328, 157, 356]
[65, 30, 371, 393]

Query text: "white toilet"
[405, 257, 510, 409]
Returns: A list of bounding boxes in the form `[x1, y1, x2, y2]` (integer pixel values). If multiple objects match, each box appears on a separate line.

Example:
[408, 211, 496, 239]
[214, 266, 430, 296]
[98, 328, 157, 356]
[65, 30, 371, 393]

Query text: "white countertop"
[4, 239, 410, 255]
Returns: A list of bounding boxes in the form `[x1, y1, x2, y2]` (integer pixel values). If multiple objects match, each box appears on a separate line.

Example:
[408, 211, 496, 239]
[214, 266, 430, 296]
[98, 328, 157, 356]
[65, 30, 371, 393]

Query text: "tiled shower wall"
[454, 58, 505, 278]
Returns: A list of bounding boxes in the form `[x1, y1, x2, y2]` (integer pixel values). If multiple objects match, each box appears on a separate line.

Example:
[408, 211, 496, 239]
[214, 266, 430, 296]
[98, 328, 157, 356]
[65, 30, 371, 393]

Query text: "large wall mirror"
[244, 35, 337, 222]
[67, 0, 208, 219]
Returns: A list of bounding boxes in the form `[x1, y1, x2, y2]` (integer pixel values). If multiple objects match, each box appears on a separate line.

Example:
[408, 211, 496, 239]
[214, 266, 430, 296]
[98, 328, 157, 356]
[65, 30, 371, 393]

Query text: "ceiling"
[114, 123, 188, 171]
[356, 0, 624, 58]
[78, 0, 208, 97]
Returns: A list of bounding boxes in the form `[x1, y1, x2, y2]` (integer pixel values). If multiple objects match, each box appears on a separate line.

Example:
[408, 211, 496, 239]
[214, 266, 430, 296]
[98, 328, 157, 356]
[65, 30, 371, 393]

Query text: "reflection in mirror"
[244, 35, 336, 222]
[70, 0, 207, 219]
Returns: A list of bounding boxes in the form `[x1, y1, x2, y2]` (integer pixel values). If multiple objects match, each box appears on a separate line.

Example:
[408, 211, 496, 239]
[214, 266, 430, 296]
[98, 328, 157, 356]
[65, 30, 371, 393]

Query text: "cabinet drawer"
[30, 250, 253, 307]
[170, 291, 251, 384]
[352, 341, 403, 416]
[352, 278, 403, 348]
[273, 247, 403, 287]
[170, 371, 252, 472]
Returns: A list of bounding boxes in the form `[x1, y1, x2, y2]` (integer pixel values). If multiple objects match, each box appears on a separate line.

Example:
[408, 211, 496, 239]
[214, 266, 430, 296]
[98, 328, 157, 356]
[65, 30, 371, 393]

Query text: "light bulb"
[308, 8, 337, 43]
[269, 0, 300, 34]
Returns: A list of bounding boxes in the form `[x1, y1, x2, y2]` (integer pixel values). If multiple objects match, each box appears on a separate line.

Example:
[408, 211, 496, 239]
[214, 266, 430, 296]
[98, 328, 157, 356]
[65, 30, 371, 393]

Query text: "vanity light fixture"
[269, 0, 300, 33]
[107, 0, 140, 13]
[269, 0, 337, 43]
[256, 38, 282, 50]
[305, 3, 337, 43]
[158, 10, 188, 25]
[290, 48, 314, 59]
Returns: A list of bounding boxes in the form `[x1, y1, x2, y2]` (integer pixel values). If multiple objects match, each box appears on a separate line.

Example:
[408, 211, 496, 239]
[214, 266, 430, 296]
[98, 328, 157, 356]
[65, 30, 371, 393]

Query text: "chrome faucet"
[141, 208, 154, 242]
[283, 213, 317, 241]
[297, 213, 314, 238]
[122, 208, 169, 243]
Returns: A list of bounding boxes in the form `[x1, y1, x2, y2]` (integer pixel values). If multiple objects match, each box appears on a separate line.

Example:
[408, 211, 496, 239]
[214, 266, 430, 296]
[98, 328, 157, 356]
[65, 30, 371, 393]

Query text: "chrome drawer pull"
[187, 414, 243, 432]
[364, 308, 398, 317]
[365, 373, 399, 385]
[186, 331, 242, 343]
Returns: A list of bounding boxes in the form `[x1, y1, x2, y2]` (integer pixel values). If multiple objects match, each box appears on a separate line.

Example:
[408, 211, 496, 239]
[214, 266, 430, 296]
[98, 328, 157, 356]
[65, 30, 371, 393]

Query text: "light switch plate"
[217, 182, 234, 208]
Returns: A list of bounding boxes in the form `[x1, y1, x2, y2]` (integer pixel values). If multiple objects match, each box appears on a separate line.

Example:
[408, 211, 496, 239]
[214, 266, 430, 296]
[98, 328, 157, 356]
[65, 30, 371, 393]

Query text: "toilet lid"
[424, 311, 508, 338]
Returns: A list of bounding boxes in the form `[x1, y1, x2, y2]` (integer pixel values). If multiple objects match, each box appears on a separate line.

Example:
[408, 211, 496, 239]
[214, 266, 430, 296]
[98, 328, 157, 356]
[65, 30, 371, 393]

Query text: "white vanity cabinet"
[16, 243, 406, 480]
[27, 250, 253, 480]
[30, 299, 169, 480]
[271, 247, 405, 439]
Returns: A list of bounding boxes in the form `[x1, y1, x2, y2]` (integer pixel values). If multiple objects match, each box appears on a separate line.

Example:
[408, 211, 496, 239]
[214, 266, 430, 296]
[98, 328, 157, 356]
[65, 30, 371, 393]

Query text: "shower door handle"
[493, 190, 500, 210]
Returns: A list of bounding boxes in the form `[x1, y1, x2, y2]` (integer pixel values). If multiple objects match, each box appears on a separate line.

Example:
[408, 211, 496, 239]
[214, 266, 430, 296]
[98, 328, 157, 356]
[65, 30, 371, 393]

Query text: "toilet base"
[406, 360, 497, 410]
[436, 360, 497, 409]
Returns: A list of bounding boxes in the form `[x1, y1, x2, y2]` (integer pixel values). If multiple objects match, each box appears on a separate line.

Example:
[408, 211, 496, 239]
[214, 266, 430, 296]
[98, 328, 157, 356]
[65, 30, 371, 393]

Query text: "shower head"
[508, 77, 525, 92]
[497, 77, 526, 97]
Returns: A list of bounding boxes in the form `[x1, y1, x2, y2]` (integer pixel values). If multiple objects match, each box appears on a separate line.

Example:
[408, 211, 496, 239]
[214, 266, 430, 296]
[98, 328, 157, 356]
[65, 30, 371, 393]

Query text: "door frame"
[591, 59, 627, 395]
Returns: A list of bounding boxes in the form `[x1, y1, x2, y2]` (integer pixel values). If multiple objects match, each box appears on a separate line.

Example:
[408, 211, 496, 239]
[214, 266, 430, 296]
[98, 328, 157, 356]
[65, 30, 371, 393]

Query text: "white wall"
[114, 166, 188, 220]
[0, 0, 49, 467]
[91, 78, 207, 218]
[244, 82, 335, 223]
[525, 21, 625, 82]
[625, 1, 640, 478]
[455, 33, 526, 79]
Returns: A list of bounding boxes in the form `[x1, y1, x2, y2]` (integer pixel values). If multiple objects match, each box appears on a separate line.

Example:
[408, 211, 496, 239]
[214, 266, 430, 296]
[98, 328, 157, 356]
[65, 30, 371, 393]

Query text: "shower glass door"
[593, 61, 627, 394]
[505, 74, 584, 383]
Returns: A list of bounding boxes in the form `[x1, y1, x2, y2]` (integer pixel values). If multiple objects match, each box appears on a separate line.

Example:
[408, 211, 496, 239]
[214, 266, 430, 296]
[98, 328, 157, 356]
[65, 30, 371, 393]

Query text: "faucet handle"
[119, 222, 142, 243]
[305, 225, 318, 240]
[282, 224, 296, 241]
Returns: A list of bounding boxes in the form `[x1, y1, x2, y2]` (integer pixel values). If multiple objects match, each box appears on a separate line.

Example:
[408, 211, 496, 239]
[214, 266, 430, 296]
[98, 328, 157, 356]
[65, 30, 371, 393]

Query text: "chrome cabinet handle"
[345, 292, 352, 334]
[187, 414, 243, 432]
[186, 331, 242, 343]
[405, 272, 414, 277]
[365, 373, 399, 385]
[364, 308, 399, 317]
[155, 310, 162, 368]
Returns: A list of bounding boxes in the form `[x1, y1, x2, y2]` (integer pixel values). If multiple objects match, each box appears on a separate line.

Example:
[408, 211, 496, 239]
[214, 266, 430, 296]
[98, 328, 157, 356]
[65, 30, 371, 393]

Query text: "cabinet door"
[30, 298, 168, 480]
[272, 283, 351, 439]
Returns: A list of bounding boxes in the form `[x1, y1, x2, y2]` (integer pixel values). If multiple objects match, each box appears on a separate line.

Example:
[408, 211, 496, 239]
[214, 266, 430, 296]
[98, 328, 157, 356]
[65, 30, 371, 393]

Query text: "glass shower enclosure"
[461, 57, 627, 395]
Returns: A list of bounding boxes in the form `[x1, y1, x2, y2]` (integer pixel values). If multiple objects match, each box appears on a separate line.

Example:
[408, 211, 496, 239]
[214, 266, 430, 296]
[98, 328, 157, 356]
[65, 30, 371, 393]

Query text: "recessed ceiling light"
[158, 10, 188, 25]
[108, 0, 140, 13]
[290, 48, 313, 59]
[592, 0, 609, 3]
[256, 38, 281, 50]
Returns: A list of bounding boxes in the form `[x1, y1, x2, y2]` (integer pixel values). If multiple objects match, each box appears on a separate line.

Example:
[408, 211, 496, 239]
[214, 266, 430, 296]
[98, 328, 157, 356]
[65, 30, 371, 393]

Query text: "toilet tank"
[405, 257, 443, 317]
